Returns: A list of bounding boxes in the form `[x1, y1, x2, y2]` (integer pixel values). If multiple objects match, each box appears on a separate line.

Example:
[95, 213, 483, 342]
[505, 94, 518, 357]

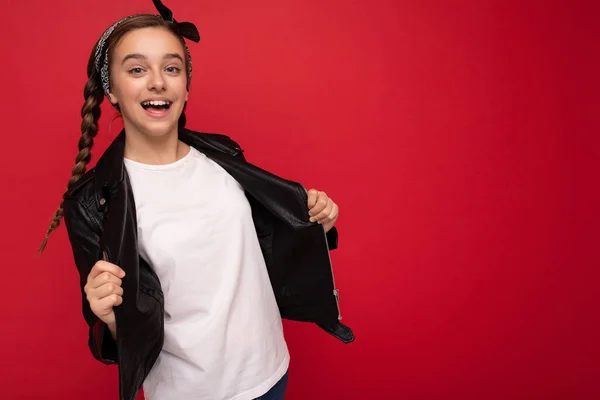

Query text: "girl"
[40, 1, 353, 399]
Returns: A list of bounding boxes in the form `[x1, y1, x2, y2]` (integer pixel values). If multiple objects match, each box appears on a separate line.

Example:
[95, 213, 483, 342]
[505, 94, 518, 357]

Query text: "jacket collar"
[94, 127, 240, 194]
[95, 125, 311, 285]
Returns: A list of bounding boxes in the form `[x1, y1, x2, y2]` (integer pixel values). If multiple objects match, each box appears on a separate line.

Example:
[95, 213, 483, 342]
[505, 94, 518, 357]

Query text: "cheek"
[172, 77, 189, 98]
[110, 77, 142, 110]
[115, 77, 145, 101]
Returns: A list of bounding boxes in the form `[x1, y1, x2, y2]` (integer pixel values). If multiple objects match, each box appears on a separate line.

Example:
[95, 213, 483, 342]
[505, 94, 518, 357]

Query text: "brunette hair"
[39, 14, 191, 252]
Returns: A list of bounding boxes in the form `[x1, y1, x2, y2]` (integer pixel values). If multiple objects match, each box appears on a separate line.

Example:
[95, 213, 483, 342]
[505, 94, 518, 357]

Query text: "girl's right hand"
[84, 259, 126, 330]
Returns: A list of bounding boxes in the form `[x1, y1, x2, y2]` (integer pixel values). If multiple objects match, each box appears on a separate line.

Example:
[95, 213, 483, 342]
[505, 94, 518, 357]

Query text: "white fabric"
[123, 147, 289, 400]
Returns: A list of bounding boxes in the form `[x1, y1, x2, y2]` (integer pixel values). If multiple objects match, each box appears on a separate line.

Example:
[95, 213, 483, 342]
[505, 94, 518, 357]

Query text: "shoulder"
[204, 132, 242, 148]
[63, 168, 97, 201]
[181, 128, 244, 156]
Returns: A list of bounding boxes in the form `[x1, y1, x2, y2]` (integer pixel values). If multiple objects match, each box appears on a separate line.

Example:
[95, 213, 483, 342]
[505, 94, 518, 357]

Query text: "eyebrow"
[121, 53, 184, 64]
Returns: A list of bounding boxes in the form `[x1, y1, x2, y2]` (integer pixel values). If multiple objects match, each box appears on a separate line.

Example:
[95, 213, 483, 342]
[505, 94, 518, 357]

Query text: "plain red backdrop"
[0, 0, 598, 399]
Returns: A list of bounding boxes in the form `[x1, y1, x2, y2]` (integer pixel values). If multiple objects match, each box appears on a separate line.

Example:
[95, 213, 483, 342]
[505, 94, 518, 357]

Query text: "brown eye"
[128, 67, 144, 74]
[166, 66, 181, 73]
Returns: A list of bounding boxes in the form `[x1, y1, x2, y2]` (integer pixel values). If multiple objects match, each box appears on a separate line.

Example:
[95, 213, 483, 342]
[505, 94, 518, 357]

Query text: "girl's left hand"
[307, 189, 338, 233]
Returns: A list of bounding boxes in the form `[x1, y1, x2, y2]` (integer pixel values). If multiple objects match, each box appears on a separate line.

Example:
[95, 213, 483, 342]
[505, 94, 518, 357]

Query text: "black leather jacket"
[62, 128, 354, 400]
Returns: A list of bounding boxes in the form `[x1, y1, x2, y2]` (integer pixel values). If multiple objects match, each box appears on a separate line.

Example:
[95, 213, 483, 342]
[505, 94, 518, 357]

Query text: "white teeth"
[142, 100, 170, 106]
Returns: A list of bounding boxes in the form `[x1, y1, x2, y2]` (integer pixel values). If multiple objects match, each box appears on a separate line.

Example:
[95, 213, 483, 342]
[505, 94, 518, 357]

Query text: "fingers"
[310, 197, 334, 222]
[85, 276, 124, 302]
[315, 202, 338, 225]
[87, 270, 123, 290]
[89, 294, 123, 317]
[93, 282, 124, 299]
[326, 202, 339, 222]
[86, 282, 123, 316]
[307, 189, 319, 209]
[83, 257, 126, 323]
[308, 191, 327, 218]
[85, 259, 125, 318]
[88, 260, 125, 282]
[306, 189, 339, 227]
[322, 204, 339, 232]
[308, 189, 336, 222]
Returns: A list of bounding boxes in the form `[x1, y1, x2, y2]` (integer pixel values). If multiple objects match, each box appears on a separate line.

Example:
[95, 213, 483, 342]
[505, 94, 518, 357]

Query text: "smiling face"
[107, 27, 189, 139]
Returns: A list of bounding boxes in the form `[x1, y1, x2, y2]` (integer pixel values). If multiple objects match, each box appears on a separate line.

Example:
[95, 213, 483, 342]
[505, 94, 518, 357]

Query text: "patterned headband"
[94, 0, 200, 98]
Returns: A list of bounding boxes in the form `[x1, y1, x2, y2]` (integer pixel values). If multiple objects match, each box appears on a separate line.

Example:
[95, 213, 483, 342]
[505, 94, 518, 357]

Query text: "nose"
[148, 69, 166, 92]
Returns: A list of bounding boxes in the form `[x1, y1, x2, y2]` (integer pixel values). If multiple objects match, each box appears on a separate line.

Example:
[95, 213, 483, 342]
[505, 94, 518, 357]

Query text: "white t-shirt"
[123, 146, 289, 400]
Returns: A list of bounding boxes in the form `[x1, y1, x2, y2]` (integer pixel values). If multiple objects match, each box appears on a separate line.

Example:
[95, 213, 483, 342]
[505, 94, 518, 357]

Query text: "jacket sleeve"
[62, 196, 118, 364]
[326, 226, 339, 250]
[228, 134, 340, 250]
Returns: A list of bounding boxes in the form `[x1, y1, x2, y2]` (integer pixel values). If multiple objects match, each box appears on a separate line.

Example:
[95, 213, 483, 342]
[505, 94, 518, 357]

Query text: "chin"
[138, 112, 181, 136]
[141, 120, 179, 137]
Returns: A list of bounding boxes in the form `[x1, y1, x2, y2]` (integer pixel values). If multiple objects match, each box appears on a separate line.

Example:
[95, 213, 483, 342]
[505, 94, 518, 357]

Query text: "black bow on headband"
[153, 0, 200, 42]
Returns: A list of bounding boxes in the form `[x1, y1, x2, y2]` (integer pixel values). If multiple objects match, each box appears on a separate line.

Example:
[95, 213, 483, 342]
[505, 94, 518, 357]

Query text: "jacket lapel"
[180, 130, 312, 229]
[93, 131, 142, 321]
[92, 127, 311, 310]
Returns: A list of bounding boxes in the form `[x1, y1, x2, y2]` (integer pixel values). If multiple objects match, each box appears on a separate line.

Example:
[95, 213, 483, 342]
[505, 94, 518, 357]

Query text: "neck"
[123, 123, 190, 165]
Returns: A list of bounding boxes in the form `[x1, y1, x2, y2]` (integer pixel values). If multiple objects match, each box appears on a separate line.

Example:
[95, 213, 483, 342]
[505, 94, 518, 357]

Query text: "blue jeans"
[254, 371, 289, 400]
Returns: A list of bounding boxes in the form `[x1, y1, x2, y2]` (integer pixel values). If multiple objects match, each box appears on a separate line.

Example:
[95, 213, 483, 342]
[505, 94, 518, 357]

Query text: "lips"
[141, 100, 172, 110]
[140, 100, 173, 119]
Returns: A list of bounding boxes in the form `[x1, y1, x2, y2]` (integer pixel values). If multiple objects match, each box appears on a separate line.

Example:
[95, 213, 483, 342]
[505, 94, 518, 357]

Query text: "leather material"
[62, 128, 354, 400]
[317, 321, 355, 344]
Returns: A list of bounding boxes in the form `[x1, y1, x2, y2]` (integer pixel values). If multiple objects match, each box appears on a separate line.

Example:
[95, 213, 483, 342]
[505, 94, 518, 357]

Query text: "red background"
[1, 0, 598, 399]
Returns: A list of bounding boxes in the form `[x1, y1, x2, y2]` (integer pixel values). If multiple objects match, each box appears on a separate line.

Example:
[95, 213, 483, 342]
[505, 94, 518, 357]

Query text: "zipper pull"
[333, 289, 342, 320]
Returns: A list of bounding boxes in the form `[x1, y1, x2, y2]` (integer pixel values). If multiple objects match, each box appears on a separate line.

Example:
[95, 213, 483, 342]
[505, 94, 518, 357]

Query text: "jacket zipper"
[298, 184, 342, 321]
[102, 249, 120, 352]
[102, 248, 124, 399]
[322, 227, 342, 321]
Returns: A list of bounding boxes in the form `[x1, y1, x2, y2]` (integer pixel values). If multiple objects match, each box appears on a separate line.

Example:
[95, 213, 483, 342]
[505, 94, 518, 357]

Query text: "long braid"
[39, 16, 194, 253]
[38, 74, 104, 252]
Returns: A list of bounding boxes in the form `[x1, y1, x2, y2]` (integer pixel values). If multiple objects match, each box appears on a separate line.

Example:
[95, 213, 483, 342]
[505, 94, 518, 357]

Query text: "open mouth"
[141, 100, 173, 111]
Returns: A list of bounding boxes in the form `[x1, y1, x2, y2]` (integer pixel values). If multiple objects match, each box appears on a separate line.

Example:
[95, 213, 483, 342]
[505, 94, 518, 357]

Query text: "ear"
[108, 92, 118, 105]
[185, 91, 189, 102]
